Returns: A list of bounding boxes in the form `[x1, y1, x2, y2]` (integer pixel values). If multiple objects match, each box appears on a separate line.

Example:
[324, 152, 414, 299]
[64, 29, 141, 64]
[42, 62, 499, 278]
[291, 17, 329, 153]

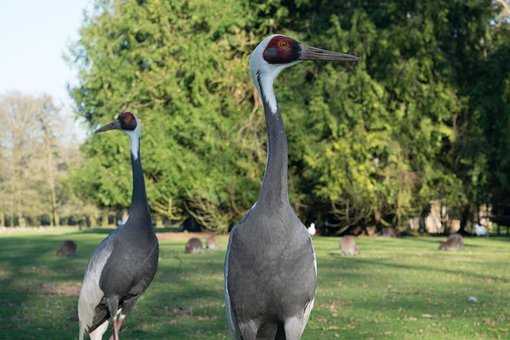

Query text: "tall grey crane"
[224, 35, 358, 340]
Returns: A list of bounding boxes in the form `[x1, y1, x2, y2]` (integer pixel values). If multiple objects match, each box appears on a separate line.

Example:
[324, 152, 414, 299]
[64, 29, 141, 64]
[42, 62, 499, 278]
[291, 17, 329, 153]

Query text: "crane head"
[95, 111, 143, 159]
[95, 111, 138, 134]
[250, 34, 358, 83]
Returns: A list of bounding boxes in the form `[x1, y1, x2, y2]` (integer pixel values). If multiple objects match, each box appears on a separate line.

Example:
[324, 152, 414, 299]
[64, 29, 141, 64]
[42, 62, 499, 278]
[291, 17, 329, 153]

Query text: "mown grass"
[0, 228, 509, 339]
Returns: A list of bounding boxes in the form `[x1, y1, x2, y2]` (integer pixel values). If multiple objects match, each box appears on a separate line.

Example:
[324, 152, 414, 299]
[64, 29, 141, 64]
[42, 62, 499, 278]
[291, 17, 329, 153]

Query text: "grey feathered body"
[78, 147, 158, 339]
[225, 72, 317, 339]
[226, 203, 316, 338]
[78, 220, 158, 337]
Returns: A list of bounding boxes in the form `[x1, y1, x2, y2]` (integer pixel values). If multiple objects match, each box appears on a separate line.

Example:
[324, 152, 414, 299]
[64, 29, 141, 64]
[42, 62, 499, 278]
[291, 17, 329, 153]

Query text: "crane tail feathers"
[79, 325, 85, 340]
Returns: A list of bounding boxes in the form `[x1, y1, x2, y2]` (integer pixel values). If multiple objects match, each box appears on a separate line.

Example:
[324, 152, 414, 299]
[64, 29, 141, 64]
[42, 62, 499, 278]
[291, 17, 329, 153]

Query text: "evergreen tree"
[71, 0, 506, 233]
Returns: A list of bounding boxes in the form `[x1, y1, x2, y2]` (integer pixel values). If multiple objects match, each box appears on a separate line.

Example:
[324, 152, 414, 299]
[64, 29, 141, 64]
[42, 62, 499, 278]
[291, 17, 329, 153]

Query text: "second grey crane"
[78, 112, 159, 340]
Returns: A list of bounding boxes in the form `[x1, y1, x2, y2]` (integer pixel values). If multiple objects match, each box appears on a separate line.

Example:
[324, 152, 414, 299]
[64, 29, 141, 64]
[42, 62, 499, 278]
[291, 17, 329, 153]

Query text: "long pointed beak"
[95, 120, 121, 134]
[299, 45, 359, 63]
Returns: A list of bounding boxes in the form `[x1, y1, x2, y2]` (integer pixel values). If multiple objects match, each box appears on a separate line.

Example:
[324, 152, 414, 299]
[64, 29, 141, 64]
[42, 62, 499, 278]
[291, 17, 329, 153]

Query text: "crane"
[224, 35, 357, 340]
[78, 112, 159, 340]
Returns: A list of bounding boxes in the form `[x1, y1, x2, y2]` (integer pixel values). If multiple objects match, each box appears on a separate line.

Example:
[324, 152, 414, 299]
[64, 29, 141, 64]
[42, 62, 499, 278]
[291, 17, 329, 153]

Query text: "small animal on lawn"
[438, 233, 464, 251]
[56, 240, 77, 257]
[205, 234, 217, 250]
[474, 223, 489, 237]
[185, 238, 203, 254]
[381, 228, 399, 237]
[307, 223, 317, 236]
[339, 236, 359, 256]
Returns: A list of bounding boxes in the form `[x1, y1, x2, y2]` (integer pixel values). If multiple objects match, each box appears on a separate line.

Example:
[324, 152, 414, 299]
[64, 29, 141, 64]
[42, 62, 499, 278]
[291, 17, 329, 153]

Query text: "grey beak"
[95, 120, 121, 134]
[299, 44, 359, 63]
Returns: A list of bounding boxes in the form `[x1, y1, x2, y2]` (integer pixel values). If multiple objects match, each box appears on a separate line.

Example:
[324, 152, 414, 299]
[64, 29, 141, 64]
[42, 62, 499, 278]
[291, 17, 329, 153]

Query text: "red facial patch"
[263, 35, 300, 64]
[119, 111, 137, 130]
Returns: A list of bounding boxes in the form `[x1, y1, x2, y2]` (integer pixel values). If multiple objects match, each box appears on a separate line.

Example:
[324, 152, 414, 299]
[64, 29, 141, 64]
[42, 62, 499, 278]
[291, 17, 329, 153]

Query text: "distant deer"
[438, 233, 464, 251]
[381, 228, 399, 237]
[339, 236, 359, 256]
[56, 240, 77, 257]
[185, 238, 203, 254]
[205, 234, 217, 250]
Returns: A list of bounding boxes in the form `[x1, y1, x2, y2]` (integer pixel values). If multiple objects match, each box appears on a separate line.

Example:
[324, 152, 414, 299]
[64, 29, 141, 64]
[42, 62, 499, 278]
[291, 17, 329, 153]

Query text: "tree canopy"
[70, 0, 510, 233]
[0, 93, 86, 226]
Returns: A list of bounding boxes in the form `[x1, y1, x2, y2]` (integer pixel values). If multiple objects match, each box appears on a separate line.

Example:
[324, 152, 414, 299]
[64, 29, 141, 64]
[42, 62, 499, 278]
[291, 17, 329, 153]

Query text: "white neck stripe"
[259, 72, 277, 113]
[249, 35, 298, 115]
[125, 122, 141, 160]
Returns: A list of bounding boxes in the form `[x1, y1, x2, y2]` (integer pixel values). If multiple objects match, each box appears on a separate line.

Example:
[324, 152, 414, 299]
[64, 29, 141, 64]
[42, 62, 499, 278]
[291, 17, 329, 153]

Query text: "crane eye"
[278, 40, 289, 48]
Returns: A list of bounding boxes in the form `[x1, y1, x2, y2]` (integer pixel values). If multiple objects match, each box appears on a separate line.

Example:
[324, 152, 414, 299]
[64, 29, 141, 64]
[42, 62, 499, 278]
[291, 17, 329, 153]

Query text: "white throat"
[249, 35, 297, 114]
[125, 122, 142, 160]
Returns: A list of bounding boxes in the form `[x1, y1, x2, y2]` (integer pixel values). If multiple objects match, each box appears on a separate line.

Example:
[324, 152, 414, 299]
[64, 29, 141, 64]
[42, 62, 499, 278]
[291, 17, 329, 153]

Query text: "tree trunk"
[102, 211, 110, 227]
[459, 205, 473, 236]
[89, 214, 97, 228]
[419, 204, 430, 235]
[15, 189, 23, 227]
[51, 209, 60, 227]
[154, 214, 162, 228]
[18, 213, 26, 227]
[0, 212, 4, 227]
[48, 158, 58, 226]
[42, 116, 59, 227]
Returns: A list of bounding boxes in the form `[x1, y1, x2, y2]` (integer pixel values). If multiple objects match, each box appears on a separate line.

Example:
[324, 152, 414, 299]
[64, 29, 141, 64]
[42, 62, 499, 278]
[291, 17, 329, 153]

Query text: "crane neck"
[255, 72, 289, 208]
[127, 134, 152, 228]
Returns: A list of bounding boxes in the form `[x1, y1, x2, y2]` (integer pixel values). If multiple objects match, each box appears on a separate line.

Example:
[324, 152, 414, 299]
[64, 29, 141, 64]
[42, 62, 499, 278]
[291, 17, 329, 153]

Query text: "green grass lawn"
[0, 229, 509, 339]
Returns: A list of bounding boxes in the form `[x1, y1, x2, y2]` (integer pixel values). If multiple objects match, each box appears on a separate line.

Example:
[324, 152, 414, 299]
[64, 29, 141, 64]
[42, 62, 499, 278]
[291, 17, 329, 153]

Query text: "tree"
[466, 22, 510, 226]
[0, 93, 83, 226]
[37, 100, 62, 226]
[249, 0, 495, 231]
[70, 0, 504, 233]
[69, 0, 271, 231]
[0, 93, 44, 225]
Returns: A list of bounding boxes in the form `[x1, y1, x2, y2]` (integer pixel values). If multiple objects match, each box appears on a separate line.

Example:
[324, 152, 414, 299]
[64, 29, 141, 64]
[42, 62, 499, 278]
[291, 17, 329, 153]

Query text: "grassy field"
[0, 228, 509, 339]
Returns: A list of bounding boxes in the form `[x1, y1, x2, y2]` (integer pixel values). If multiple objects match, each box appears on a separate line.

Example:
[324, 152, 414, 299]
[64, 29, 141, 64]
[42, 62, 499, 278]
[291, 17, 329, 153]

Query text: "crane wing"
[78, 233, 115, 338]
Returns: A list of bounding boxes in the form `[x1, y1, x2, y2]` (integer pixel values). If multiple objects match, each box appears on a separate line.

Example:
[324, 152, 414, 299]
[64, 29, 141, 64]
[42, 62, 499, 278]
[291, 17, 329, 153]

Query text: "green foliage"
[467, 25, 510, 210]
[70, 0, 507, 232]
[263, 1, 495, 226]
[71, 0, 262, 231]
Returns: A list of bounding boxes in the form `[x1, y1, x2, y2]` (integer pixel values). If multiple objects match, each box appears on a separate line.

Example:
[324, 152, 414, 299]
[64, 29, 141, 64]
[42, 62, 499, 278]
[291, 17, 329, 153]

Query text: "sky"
[0, 0, 92, 140]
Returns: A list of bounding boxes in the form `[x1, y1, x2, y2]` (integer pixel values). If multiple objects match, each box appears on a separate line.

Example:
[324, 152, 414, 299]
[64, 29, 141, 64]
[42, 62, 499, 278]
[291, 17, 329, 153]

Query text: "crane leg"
[89, 320, 109, 340]
[256, 322, 279, 339]
[108, 318, 124, 340]
[106, 296, 120, 340]
[283, 315, 305, 340]
[108, 311, 125, 340]
[238, 319, 260, 340]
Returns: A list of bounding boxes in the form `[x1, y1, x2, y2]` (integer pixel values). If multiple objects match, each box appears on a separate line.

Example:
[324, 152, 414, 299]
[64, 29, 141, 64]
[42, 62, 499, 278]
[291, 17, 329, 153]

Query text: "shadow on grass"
[0, 235, 90, 339]
[67, 225, 187, 236]
[65, 227, 115, 235]
[0, 233, 228, 339]
[1, 233, 508, 339]
[324, 253, 510, 284]
[407, 238, 485, 249]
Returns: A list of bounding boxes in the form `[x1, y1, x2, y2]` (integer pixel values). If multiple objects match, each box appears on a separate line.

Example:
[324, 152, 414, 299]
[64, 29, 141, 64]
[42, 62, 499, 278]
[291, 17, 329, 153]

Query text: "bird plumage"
[226, 202, 316, 340]
[79, 234, 115, 339]
[225, 34, 356, 340]
[225, 35, 317, 340]
[78, 113, 159, 339]
[307, 223, 316, 236]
